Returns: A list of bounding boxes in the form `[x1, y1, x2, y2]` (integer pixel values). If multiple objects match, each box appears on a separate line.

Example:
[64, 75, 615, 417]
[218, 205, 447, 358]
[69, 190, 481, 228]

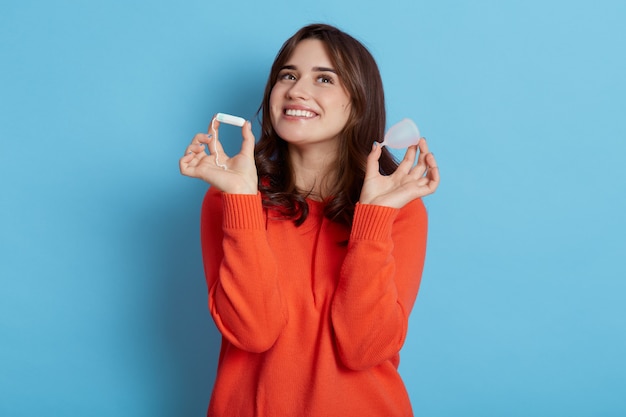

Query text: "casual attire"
[200, 186, 428, 417]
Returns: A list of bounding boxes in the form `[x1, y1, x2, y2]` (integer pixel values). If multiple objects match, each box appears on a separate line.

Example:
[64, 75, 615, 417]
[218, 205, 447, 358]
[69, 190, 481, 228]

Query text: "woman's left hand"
[359, 138, 440, 208]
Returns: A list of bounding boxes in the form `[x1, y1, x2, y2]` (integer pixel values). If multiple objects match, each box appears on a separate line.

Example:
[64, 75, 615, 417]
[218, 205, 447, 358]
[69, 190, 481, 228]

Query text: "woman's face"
[269, 39, 352, 150]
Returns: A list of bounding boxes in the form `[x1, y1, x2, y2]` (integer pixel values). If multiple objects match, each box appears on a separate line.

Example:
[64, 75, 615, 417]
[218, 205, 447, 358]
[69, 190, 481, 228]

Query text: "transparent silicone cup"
[380, 118, 421, 149]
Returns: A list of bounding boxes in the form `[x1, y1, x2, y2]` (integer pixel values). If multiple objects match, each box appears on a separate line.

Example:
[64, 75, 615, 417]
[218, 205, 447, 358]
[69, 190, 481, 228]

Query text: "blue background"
[1, 0, 625, 415]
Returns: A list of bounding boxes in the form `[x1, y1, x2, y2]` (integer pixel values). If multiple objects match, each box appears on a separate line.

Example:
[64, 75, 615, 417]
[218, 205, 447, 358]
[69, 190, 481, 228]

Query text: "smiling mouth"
[284, 109, 317, 118]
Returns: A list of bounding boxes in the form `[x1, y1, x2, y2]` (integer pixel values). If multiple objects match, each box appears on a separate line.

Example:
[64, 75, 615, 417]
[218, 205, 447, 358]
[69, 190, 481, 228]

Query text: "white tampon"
[210, 113, 246, 170]
[215, 112, 246, 127]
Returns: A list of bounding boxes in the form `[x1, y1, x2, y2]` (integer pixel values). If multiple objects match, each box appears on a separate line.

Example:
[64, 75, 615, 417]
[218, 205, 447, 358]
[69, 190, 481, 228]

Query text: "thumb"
[240, 121, 256, 157]
[365, 141, 382, 178]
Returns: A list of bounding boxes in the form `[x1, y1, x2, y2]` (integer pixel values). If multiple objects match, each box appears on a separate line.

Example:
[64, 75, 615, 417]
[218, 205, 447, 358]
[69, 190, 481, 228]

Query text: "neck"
[288, 144, 339, 200]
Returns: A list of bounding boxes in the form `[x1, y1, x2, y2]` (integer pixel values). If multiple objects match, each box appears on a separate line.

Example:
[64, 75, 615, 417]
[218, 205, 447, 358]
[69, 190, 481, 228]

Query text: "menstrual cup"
[380, 118, 421, 149]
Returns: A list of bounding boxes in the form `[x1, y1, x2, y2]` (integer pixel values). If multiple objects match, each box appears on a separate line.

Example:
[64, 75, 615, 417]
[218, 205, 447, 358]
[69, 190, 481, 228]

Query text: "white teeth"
[285, 109, 315, 117]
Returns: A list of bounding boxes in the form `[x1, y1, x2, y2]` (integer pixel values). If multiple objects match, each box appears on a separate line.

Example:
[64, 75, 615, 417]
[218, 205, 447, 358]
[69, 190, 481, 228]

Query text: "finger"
[179, 153, 196, 175]
[418, 137, 430, 154]
[184, 143, 206, 156]
[411, 138, 437, 177]
[191, 132, 212, 145]
[181, 149, 203, 171]
[208, 115, 221, 138]
[240, 121, 256, 157]
[415, 138, 429, 167]
[426, 152, 437, 170]
[426, 153, 440, 179]
[410, 138, 433, 177]
[411, 173, 439, 197]
[424, 153, 440, 192]
[205, 128, 229, 161]
[426, 173, 440, 194]
[180, 151, 195, 163]
[397, 145, 418, 174]
[364, 141, 383, 178]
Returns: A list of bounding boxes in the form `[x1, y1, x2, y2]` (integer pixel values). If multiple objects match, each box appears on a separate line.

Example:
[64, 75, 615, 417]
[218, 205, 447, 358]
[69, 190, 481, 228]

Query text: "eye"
[317, 74, 335, 84]
[279, 72, 297, 81]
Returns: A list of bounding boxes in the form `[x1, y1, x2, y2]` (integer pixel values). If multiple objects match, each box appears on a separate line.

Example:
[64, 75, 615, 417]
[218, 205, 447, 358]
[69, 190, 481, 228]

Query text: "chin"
[275, 126, 309, 142]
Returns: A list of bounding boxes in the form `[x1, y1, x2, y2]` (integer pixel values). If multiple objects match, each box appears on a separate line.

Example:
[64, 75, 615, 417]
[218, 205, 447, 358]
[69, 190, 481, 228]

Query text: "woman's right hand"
[179, 116, 258, 195]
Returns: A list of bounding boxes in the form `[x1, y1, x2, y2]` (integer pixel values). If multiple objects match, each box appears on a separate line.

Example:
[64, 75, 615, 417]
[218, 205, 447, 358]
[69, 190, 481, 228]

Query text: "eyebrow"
[280, 65, 337, 73]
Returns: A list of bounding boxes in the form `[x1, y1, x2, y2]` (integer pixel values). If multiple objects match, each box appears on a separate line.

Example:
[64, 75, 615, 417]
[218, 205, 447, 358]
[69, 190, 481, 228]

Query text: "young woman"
[180, 23, 439, 417]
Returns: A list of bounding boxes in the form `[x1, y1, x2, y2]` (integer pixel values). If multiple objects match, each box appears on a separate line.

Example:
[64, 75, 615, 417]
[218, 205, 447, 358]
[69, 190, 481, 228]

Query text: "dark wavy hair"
[255, 23, 398, 226]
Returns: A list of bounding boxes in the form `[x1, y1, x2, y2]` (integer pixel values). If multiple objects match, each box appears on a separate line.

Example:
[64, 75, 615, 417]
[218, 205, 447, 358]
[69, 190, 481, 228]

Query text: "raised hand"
[179, 116, 258, 195]
[359, 138, 439, 208]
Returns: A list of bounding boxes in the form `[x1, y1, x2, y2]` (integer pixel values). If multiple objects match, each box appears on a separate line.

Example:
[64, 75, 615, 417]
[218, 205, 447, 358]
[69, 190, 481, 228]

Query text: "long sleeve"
[200, 187, 288, 352]
[331, 197, 428, 370]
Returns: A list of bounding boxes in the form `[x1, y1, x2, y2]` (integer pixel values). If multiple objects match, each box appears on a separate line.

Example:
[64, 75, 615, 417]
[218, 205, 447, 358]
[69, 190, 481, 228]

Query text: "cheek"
[269, 89, 277, 109]
[339, 93, 352, 113]
[269, 82, 286, 103]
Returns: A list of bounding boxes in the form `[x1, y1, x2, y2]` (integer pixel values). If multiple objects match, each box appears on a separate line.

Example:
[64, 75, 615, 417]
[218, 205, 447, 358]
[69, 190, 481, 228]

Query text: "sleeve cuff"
[222, 192, 265, 230]
[351, 203, 399, 241]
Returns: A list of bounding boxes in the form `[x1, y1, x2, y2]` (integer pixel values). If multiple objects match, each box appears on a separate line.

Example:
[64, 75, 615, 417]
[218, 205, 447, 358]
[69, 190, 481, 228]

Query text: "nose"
[286, 77, 310, 100]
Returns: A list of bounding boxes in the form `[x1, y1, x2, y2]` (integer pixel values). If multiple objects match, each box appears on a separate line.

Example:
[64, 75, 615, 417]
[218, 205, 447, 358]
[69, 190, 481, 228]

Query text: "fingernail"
[372, 141, 379, 149]
[207, 134, 213, 139]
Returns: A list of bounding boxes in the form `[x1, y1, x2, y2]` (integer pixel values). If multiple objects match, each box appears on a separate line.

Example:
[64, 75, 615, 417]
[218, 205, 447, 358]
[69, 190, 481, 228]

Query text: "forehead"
[284, 39, 333, 67]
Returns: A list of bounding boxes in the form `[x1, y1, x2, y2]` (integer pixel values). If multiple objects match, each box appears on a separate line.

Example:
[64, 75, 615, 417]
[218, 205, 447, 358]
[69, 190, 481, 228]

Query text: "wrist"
[225, 182, 258, 195]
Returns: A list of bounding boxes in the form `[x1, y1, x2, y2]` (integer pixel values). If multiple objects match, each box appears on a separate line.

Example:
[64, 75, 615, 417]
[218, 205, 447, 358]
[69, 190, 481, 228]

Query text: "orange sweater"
[200, 187, 428, 417]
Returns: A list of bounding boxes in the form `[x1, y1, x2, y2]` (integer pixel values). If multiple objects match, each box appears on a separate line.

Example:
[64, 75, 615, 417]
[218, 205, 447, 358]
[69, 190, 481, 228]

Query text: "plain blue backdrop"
[1, 0, 625, 415]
